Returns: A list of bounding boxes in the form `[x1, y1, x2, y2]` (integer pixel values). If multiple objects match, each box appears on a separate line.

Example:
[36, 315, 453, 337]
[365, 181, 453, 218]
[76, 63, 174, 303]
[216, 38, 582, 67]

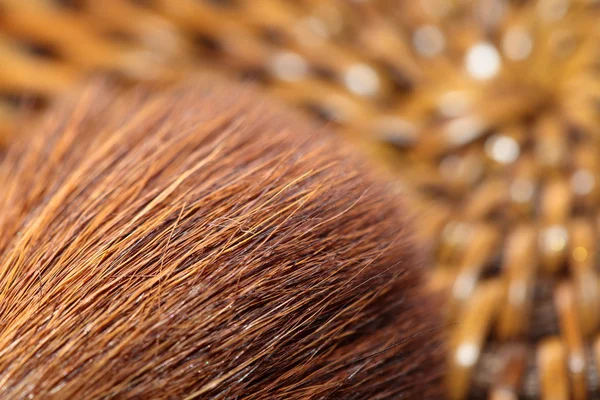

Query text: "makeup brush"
[0, 74, 442, 399]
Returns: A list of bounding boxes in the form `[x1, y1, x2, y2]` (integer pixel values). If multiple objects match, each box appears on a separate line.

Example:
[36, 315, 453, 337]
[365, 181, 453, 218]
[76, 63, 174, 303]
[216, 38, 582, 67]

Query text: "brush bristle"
[0, 75, 442, 399]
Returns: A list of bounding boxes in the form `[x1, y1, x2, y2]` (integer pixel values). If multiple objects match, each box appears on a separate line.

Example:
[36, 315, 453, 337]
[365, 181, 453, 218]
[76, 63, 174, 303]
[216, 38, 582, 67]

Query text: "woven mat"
[1, 0, 600, 398]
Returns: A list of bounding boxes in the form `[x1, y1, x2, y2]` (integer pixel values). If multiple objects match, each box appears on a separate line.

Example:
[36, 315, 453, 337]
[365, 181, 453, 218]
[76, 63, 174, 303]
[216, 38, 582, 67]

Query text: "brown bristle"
[0, 75, 442, 399]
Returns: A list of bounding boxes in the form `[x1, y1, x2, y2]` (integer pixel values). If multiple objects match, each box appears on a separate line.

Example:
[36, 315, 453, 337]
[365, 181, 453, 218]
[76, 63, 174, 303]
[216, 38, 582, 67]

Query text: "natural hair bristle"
[0, 75, 442, 399]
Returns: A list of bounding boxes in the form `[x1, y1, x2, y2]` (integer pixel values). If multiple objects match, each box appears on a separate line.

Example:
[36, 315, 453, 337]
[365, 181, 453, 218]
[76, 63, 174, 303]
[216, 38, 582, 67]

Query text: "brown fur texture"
[0, 75, 442, 399]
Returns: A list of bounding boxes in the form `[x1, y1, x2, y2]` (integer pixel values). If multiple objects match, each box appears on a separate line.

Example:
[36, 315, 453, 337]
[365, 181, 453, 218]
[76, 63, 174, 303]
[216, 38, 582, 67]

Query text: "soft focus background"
[1, 0, 600, 398]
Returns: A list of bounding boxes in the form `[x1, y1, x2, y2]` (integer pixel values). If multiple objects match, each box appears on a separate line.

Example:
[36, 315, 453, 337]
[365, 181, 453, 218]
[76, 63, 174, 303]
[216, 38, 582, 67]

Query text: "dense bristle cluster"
[0, 76, 441, 399]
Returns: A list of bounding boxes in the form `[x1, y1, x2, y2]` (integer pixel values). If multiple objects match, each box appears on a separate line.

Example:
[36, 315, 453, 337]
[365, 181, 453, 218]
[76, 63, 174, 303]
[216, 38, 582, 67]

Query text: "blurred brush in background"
[1, 0, 600, 398]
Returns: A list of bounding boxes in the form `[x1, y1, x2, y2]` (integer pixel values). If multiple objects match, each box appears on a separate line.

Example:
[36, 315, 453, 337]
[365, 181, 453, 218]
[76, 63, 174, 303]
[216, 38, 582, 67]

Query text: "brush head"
[0, 75, 442, 399]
